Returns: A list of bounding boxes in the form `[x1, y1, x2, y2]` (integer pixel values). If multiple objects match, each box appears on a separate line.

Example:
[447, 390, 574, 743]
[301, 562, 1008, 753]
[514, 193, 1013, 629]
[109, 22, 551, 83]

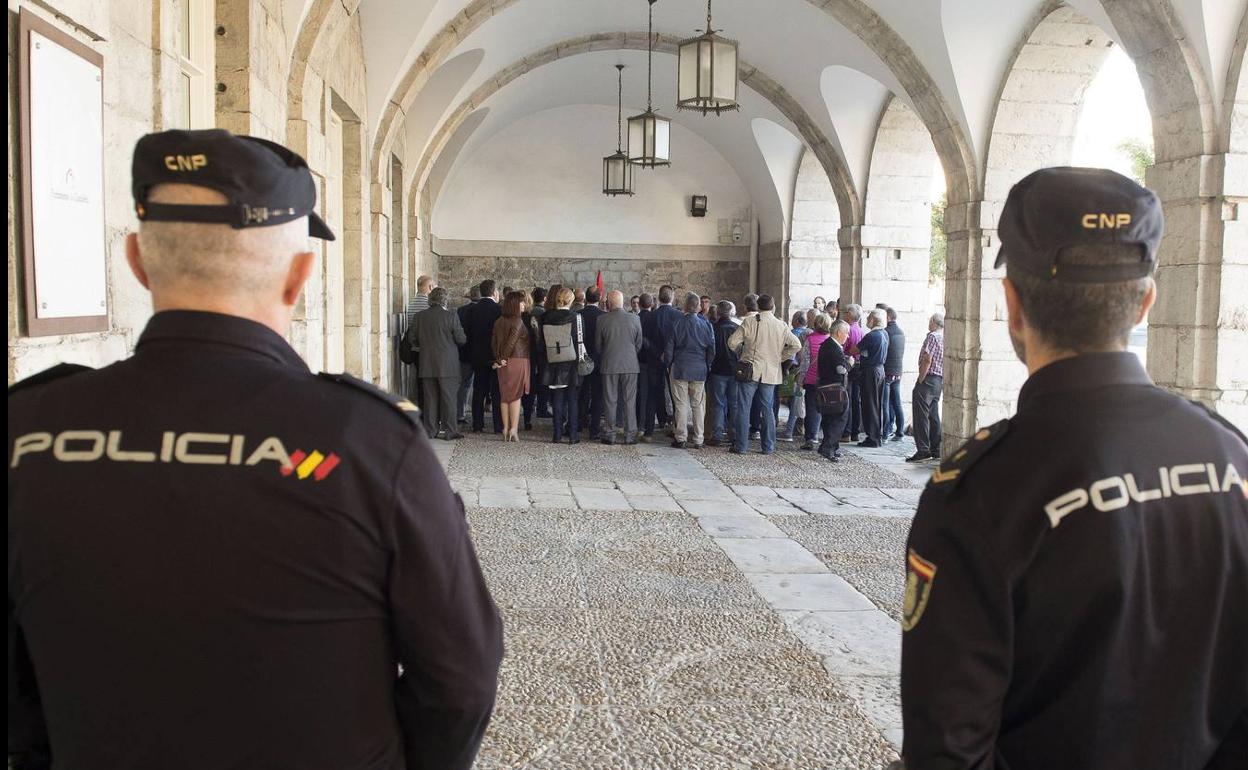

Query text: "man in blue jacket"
[664, 292, 717, 448]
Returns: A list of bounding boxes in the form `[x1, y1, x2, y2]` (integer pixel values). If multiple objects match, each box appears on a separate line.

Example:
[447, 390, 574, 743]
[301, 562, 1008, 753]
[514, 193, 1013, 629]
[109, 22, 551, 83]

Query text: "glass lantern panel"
[678, 41, 697, 103]
[607, 158, 626, 189]
[713, 41, 737, 102]
[698, 39, 714, 99]
[654, 118, 670, 161]
[627, 118, 645, 162]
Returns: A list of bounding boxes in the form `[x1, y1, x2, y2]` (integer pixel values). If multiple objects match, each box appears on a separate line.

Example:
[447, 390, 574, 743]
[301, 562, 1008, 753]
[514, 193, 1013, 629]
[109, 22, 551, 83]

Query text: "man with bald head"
[7, 130, 502, 770]
[595, 289, 644, 444]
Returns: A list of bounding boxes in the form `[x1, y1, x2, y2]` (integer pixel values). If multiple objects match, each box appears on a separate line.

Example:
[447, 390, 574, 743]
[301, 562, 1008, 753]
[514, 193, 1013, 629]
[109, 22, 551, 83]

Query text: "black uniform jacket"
[901, 352, 1248, 770]
[8, 311, 504, 770]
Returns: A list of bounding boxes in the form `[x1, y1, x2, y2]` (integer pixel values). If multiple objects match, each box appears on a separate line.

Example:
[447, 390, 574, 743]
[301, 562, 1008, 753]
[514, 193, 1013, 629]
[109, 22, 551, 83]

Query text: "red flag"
[596, 271, 604, 295]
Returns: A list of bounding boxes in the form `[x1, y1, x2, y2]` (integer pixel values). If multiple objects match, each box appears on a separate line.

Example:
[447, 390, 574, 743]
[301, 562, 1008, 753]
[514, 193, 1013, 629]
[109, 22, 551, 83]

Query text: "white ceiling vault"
[287, 0, 1247, 238]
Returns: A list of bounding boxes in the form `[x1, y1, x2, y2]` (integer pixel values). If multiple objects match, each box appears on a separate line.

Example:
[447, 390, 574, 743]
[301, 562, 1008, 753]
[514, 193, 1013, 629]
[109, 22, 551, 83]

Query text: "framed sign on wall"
[18, 9, 109, 336]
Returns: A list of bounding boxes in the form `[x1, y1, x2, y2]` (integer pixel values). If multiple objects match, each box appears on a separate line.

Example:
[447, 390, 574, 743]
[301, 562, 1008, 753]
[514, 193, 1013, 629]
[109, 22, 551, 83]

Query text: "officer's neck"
[1022, 331, 1124, 376]
[150, 293, 291, 339]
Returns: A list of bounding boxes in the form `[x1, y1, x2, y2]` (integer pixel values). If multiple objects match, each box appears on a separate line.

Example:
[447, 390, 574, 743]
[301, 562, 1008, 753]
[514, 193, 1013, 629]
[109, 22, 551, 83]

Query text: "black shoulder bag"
[733, 316, 761, 383]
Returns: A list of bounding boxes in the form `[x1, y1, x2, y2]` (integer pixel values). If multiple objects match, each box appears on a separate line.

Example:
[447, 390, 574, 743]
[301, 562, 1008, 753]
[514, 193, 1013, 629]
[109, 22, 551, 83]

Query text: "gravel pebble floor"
[773, 514, 914, 622]
[464, 496, 900, 767]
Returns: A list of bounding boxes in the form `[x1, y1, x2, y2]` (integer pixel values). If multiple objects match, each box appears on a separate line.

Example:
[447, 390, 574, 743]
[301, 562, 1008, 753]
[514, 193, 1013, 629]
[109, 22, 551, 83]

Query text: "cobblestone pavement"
[432, 419, 943, 768]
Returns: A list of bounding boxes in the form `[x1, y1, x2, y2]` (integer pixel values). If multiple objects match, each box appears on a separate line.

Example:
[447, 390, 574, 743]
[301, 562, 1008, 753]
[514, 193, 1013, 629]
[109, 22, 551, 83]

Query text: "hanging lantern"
[677, 0, 739, 115]
[627, 0, 671, 168]
[603, 65, 635, 196]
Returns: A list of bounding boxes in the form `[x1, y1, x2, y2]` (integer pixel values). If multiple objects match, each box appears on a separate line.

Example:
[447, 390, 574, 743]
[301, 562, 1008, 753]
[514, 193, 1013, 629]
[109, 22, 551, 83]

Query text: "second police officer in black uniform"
[899, 167, 1248, 769]
[8, 130, 504, 770]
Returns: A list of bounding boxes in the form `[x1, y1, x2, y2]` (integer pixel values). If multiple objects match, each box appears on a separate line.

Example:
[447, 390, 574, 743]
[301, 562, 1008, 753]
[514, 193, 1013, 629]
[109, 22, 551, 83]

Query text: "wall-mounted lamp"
[691, 194, 707, 217]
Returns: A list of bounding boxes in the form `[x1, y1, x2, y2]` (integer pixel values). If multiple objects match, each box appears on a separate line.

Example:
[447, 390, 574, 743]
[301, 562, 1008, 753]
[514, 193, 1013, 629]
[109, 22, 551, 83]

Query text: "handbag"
[733, 316, 761, 383]
[575, 313, 595, 376]
[817, 382, 849, 415]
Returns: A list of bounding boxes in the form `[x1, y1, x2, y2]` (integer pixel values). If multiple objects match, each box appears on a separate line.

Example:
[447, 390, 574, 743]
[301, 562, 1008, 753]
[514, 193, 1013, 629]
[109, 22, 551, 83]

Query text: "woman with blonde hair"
[539, 287, 586, 443]
[492, 291, 531, 441]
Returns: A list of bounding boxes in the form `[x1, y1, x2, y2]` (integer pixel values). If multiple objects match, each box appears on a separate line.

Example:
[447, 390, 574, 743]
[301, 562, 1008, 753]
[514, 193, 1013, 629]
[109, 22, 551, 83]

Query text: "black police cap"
[131, 129, 335, 241]
[995, 167, 1162, 283]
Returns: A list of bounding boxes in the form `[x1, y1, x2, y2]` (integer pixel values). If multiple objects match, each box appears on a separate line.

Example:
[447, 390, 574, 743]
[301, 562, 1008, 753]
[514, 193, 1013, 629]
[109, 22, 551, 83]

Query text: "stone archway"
[787, 147, 842, 313]
[970, 4, 1118, 427]
[859, 95, 942, 412]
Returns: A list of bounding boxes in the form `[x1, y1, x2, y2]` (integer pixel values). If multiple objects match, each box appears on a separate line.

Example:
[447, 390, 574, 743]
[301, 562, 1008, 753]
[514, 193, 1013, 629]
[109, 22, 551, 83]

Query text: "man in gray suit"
[405, 287, 467, 440]
[595, 290, 644, 445]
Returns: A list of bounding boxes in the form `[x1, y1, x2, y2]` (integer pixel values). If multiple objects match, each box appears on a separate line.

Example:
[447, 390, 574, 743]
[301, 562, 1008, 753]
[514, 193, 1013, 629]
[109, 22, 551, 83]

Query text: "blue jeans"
[803, 384, 823, 442]
[735, 380, 776, 453]
[708, 374, 737, 441]
[881, 377, 905, 437]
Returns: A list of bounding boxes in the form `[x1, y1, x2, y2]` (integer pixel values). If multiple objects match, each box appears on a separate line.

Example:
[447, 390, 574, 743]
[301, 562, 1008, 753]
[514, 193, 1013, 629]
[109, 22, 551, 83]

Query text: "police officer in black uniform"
[899, 167, 1248, 770]
[8, 129, 504, 770]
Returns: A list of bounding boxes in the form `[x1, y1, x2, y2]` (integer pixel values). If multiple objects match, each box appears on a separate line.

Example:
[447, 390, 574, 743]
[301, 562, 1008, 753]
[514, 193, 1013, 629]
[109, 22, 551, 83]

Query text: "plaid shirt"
[921, 329, 944, 377]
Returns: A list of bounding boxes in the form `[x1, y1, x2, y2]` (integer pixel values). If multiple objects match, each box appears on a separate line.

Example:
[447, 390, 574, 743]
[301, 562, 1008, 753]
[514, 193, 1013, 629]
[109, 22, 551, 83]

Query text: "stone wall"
[789, 148, 842, 312]
[7, 0, 178, 382]
[435, 249, 751, 304]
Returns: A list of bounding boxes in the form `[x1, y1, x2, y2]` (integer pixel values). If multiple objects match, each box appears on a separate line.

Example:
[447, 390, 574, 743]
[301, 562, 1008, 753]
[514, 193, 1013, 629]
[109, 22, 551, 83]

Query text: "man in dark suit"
[578, 286, 606, 438]
[639, 285, 682, 441]
[405, 287, 467, 439]
[464, 279, 503, 433]
[816, 319, 853, 461]
[455, 285, 480, 424]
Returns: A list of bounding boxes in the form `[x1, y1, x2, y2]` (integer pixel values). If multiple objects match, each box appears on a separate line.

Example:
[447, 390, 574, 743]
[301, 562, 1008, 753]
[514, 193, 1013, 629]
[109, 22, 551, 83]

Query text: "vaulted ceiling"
[285, 0, 1245, 238]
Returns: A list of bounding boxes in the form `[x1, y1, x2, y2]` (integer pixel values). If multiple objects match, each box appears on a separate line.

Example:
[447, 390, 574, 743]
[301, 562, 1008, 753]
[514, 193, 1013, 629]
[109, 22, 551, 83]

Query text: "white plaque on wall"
[19, 10, 109, 336]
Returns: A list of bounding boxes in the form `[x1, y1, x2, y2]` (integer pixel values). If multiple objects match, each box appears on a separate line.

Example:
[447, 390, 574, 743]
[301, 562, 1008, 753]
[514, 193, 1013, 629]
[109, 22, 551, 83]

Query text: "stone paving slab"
[479, 488, 531, 509]
[753, 502, 807, 516]
[747, 573, 878, 611]
[624, 494, 684, 513]
[529, 493, 576, 509]
[661, 478, 738, 500]
[571, 487, 632, 510]
[697, 514, 786, 539]
[780, 610, 901, 678]
[678, 498, 757, 516]
[716, 538, 830, 574]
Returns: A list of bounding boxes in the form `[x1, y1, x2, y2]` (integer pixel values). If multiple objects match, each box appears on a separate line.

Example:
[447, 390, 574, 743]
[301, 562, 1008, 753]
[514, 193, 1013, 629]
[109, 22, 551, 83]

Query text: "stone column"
[214, 0, 288, 141]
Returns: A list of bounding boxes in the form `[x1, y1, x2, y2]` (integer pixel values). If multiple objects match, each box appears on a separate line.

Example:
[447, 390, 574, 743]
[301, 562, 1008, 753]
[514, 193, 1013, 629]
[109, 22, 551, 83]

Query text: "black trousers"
[639, 365, 668, 435]
[550, 385, 580, 441]
[578, 370, 604, 437]
[912, 375, 943, 456]
[845, 367, 862, 439]
[471, 364, 503, 433]
[819, 407, 851, 457]
[860, 365, 885, 444]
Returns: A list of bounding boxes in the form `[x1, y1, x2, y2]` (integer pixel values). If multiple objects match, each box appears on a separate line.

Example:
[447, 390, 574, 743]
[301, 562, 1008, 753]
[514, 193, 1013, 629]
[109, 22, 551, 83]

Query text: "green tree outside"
[930, 194, 947, 285]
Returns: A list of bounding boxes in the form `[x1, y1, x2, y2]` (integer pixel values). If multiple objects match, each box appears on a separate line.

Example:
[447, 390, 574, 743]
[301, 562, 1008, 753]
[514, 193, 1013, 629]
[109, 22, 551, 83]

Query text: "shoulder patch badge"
[317, 372, 421, 427]
[901, 549, 937, 631]
[928, 418, 1010, 491]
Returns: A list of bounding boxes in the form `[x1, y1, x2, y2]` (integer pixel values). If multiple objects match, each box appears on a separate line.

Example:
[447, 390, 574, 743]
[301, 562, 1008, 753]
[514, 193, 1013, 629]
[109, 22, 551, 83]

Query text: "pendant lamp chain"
[646, 0, 655, 111]
[616, 64, 624, 152]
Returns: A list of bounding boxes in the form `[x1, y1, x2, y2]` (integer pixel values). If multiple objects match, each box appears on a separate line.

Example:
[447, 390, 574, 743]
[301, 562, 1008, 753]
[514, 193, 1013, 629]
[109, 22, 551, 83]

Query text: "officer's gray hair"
[930, 312, 945, 328]
[136, 184, 309, 293]
[429, 287, 448, 307]
[716, 300, 735, 319]
[831, 320, 850, 336]
[682, 292, 701, 314]
[868, 308, 887, 328]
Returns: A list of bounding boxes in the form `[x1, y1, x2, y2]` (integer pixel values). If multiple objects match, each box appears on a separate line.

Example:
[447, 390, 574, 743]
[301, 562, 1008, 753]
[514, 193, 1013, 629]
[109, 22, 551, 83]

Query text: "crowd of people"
[401, 275, 947, 463]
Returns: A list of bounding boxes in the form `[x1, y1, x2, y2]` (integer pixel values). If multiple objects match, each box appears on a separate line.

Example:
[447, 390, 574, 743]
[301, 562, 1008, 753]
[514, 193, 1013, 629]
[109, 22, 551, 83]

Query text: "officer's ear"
[126, 233, 151, 291]
[281, 251, 316, 307]
[1003, 276, 1026, 333]
[1135, 277, 1157, 326]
